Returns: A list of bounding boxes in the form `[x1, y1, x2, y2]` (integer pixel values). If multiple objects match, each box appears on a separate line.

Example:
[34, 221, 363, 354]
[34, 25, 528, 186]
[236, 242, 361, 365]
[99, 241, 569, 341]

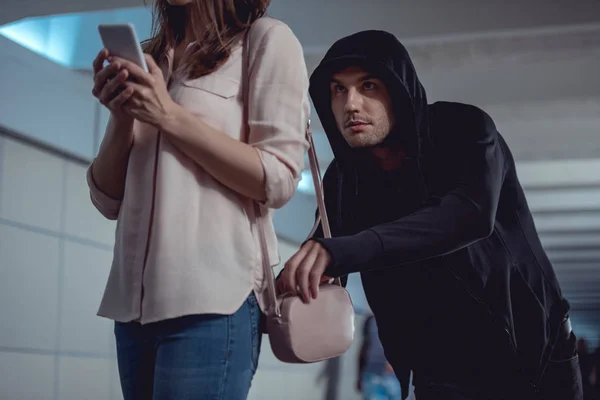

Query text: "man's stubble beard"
[343, 125, 391, 149]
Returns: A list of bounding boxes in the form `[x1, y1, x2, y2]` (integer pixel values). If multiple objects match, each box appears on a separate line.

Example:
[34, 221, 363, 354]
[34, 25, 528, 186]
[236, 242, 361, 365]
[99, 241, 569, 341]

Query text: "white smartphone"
[98, 23, 148, 72]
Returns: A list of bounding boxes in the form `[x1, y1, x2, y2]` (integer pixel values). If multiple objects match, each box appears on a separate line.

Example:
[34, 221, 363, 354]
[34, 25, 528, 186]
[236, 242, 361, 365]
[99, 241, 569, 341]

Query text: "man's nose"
[343, 88, 361, 113]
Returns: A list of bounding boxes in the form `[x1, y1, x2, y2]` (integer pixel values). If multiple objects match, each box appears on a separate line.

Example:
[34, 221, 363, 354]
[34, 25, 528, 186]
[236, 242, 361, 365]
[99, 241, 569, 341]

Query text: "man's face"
[330, 66, 395, 148]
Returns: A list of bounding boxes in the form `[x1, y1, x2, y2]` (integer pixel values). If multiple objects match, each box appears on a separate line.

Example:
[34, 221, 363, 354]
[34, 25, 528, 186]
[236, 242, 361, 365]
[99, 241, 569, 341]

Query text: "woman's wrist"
[157, 101, 186, 137]
[104, 115, 135, 152]
[110, 111, 134, 128]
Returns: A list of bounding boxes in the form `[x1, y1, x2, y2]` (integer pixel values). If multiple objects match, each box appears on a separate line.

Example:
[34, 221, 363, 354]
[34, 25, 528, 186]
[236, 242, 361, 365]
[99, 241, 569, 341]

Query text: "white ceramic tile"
[58, 356, 110, 400]
[0, 138, 63, 231]
[0, 225, 60, 350]
[60, 241, 113, 355]
[63, 162, 116, 245]
[0, 352, 55, 400]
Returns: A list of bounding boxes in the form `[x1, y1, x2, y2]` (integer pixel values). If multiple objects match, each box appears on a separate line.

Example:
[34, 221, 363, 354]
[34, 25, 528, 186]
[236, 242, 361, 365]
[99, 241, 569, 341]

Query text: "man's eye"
[334, 85, 346, 93]
[364, 81, 376, 90]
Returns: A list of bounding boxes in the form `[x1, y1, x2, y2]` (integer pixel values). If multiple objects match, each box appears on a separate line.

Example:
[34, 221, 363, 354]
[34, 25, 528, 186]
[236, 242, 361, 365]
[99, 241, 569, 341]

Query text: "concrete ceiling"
[0, 0, 145, 26]
[3, 0, 600, 44]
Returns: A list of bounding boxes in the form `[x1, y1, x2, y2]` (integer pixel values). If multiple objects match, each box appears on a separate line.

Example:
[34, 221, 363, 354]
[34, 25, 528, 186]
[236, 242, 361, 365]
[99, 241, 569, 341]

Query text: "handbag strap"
[305, 125, 342, 287]
[306, 123, 332, 239]
[243, 24, 337, 319]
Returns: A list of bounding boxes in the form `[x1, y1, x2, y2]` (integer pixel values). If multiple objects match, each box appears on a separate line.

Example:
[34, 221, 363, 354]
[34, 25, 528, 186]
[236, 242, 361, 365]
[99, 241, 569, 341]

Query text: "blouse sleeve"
[246, 20, 310, 209]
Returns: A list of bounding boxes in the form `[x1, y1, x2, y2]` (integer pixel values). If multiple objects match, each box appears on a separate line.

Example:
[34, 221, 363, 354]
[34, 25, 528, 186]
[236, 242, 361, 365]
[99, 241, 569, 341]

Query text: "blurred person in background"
[590, 346, 600, 399]
[88, 0, 309, 398]
[576, 338, 600, 400]
[358, 315, 402, 400]
[317, 356, 342, 400]
[279, 29, 583, 400]
[577, 338, 597, 399]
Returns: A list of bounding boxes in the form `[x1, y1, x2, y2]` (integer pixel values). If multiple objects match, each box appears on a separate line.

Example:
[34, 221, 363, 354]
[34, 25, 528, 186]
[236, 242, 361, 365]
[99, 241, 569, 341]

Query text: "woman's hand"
[111, 54, 179, 129]
[92, 48, 134, 122]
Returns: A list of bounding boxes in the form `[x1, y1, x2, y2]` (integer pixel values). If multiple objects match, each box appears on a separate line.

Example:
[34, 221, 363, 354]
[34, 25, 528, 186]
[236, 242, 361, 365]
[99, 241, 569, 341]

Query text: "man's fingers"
[297, 247, 319, 303]
[283, 243, 311, 295]
[277, 268, 292, 294]
[309, 256, 329, 300]
[283, 258, 300, 297]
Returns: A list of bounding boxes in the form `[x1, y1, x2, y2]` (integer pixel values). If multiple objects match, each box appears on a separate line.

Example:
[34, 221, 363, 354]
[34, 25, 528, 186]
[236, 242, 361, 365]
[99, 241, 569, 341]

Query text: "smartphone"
[98, 23, 148, 72]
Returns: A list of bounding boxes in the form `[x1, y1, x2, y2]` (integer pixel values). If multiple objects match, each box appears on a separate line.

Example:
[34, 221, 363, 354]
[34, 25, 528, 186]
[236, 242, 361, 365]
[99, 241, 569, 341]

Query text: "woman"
[88, 0, 309, 398]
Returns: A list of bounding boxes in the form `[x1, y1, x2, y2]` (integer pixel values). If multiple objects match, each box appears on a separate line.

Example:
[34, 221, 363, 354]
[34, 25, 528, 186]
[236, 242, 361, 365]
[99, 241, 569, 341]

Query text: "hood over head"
[309, 30, 430, 167]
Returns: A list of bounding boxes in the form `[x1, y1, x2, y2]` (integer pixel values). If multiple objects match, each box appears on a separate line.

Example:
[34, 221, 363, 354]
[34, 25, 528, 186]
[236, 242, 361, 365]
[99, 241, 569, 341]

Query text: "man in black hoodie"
[279, 31, 583, 399]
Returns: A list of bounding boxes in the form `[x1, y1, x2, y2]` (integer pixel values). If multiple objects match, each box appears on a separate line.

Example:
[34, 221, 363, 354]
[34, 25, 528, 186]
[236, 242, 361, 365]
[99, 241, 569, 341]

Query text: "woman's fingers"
[99, 69, 129, 106]
[108, 86, 134, 110]
[110, 56, 155, 87]
[92, 48, 109, 76]
[93, 62, 122, 98]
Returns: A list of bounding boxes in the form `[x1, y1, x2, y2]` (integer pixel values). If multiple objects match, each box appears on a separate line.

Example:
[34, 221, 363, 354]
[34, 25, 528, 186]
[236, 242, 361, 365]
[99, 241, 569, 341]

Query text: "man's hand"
[279, 240, 333, 303]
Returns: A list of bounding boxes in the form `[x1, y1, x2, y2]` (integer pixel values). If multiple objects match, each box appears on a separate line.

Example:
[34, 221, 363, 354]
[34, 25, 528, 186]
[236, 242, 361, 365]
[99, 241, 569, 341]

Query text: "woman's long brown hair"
[144, 0, 271, 79]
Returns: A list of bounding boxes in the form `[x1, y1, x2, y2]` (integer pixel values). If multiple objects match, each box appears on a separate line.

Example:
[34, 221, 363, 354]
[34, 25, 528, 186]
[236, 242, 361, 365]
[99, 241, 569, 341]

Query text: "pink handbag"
[253, 122, 356, 363]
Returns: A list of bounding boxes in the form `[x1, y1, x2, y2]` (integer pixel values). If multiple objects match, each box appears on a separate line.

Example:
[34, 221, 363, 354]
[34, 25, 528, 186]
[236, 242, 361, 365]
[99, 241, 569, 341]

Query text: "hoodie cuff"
[312, 229, 383, 277]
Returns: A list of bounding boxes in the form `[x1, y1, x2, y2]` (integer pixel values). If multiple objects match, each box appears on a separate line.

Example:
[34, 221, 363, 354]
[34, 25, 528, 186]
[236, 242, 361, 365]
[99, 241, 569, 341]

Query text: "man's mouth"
[345, 120, 369, 128]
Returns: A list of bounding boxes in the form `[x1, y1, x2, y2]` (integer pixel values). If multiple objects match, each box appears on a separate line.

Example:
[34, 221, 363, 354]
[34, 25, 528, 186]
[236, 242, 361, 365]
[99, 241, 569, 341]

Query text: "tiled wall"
[0, 133, 119, 399]
[0, 132, 384, 400]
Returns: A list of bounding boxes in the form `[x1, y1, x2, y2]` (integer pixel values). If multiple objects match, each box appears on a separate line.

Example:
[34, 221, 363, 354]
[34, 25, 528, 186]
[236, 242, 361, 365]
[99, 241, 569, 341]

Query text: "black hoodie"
[307, 30, 570, 397]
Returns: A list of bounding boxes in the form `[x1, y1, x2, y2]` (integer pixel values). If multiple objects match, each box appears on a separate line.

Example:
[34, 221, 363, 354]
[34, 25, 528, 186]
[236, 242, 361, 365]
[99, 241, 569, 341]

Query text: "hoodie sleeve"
[314, 107, 508, 277]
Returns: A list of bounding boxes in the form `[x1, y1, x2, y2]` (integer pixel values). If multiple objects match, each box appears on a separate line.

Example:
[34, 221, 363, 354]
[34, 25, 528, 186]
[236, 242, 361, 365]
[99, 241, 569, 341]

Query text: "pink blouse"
[87, 17, 310, 324]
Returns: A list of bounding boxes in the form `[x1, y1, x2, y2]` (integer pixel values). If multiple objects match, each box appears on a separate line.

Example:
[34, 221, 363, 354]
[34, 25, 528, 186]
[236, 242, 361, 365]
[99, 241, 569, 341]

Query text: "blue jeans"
[114, 292, 262, 400]
[362, 372, 402, 400]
